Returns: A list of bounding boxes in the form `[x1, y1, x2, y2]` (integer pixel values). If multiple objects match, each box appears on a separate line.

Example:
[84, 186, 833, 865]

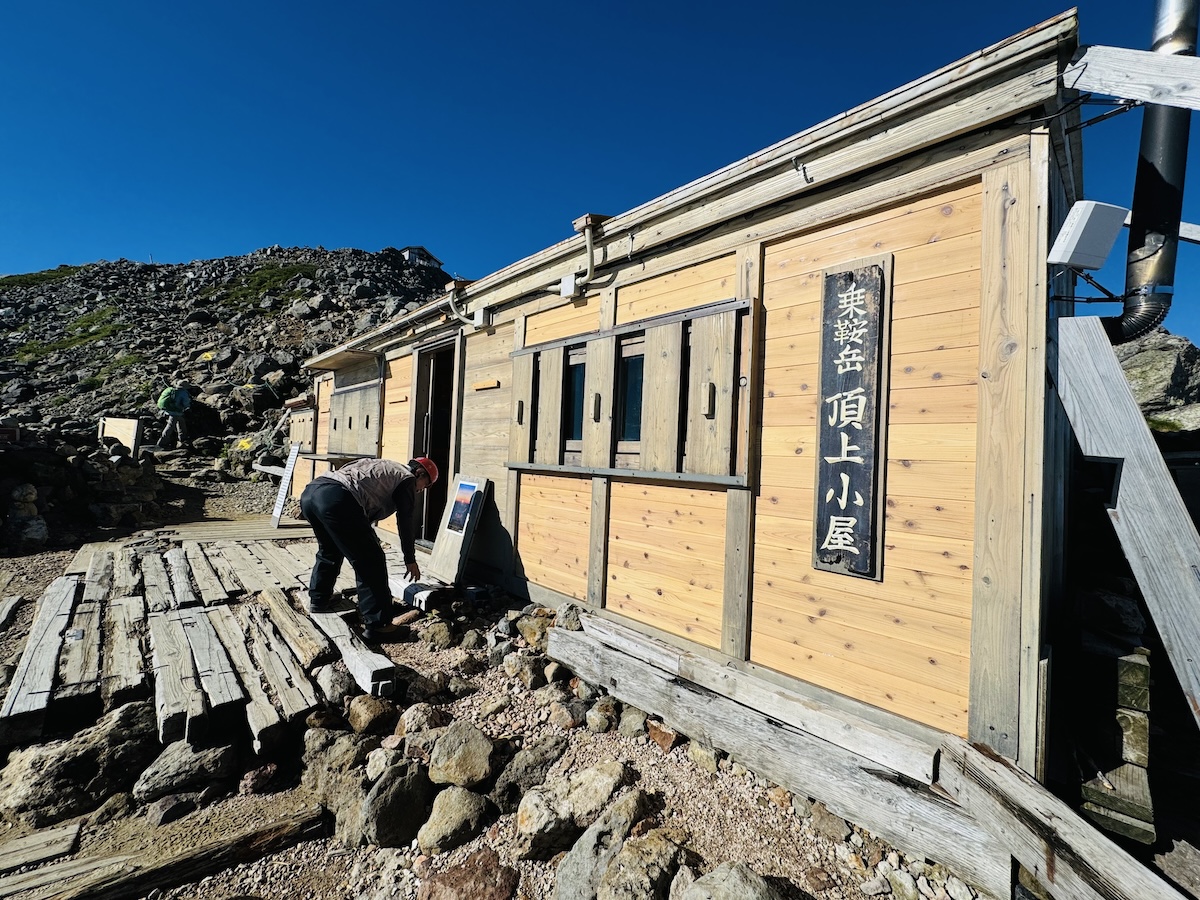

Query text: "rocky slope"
[0, 246, 447, 547]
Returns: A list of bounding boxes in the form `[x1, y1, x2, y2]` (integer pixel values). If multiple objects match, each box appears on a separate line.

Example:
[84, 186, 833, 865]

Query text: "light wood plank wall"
[616, 255, 737, 324]
[315, 375, 332, 454]
[377, 356, 413, 537]
[605, 482, 727, 649]
[517, 473, 591, 600]
[525, 295, 599, 346]
[459, 324, 514, 515]
[752, 179, 983, 736]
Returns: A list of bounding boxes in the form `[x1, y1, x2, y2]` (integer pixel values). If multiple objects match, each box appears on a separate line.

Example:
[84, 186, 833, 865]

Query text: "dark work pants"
[300, 480, 391, 627]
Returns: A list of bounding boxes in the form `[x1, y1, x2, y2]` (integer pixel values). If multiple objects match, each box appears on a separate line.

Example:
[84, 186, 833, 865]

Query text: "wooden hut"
[302, 11, 1200, 897]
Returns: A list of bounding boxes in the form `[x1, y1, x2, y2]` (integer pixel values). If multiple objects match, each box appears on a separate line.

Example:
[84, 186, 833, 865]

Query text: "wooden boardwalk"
[0, 518, 394, 754]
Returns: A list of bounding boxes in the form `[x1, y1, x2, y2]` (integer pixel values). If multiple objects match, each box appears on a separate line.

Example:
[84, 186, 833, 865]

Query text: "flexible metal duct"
[1106, 0, 1198, 343]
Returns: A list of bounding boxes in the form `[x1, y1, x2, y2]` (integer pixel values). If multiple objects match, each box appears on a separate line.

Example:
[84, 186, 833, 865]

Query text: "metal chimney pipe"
[1106, 0, 1199, 344]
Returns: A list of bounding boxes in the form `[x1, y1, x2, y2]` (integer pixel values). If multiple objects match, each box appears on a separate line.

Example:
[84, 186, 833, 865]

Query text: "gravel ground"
[0, 473, 900, 900]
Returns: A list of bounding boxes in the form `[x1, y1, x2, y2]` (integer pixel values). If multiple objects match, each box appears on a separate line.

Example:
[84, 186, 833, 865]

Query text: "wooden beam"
[1064, 45, 1200, 112]
[940, 736, 1184, 900]
[0, 596, 21, 631]
[534, 346, 565, 466]
[1055, 316, 1200, 735]
[139, 552, 174, 613]
[254, 587, 335, 669]
[147, 613, 206, 743]
[240, 604, 319, 720]
[182, 542, 227, 606]
[218, 542, 283, 593]
[112, 547, 141, 597]
[164, 547, 199, 609]
[309, 611, 397, 697]
[0, 576, 78, 744]
[51, 806, 324, 900]
[172, 608, 244, 712]
[550, 626, 1007, 897]
[587, 477, 609, 608]
[102, 595, 147, 711]
[0, 821, 81, 875]
[55, 598, 101, 703]
[722, 488, 753, 660]
[0, 854, 136, 899]
[204, 546, 244, 596]
[641, 323, 683, 472]
[581, 337, 616, 468]
[206, 607, 284, 754]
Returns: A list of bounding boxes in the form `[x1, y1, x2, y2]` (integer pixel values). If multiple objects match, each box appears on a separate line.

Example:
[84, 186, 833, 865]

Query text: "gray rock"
[404, 725, 447, 765]
[587, 696, 621, 734]
[860, 874, 892, 896]
[686, 742, 722, 775]
[551, 699, 590, 729]
[88, 791, 135, 826]
[460, 629, 487, 650]
[448, 675, 479, 698]
[545, 661, 572, 683]
[885, 866, 920, 900]
[811, 801, 851, 841]
[572, 677, 601, 701]
[553, 789, 649, 900]
[488, 639, 517, 667]
[417, 846, 520, 900]
[399, 702, 451, 735]
[417, 786, 492, 855]
[504, 650, 547, 689]
[534, 682, 572, 708]
[314, 663, 358, 704]
[146, 792, 199, 826]
[557, 603, 584, 631]
[945, 875, 973, 900]
[133, 741, 237, 803]
[347, 694, 398, 734]
[0, 701, 158, 826]
[300, 727, 379, 811]
[597, 827, 688, 900]
[366, 747, 405, 782]
[357, 760, 435, 848]
[679, 862, 786, 899]
[423, 620, 457, 650]
[429, 719, 495, 787]
[617, 706, 648, 738]
[516, 615, 550, 651]
[516, 761, 632, 860]
[491, 733, 569, 813]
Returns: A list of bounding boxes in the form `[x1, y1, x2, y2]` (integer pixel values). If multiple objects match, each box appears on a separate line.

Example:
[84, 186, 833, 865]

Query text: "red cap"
[413, 456, 439, 485]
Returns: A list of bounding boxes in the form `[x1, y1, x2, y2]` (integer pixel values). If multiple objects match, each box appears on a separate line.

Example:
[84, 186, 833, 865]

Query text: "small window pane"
[617, 355, 644, 442]
[564, 361, 586, 442]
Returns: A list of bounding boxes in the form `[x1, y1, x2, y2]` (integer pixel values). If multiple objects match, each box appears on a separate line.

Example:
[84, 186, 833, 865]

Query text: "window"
[614, 338, 644, 462]
[563, 347, 587, 465]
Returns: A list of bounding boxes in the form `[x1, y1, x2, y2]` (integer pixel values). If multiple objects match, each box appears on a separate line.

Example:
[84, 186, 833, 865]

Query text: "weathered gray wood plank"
[0, 571, 13, 596]
[102, 595, 147, 711]
[0, 821, 81, 875]
[207, 607, 284, 754]
[204, 545, 244, 595]
[65, 543, 104, 576]
[0, 853, 135, 899]
[219, 542, 282, 593]
[577, 613, 937, 784]
[550, 626, 1007, 897]
[164, 547, 199, 608]
[1055, 316, 1200, 734]
[182, 542, 227, 606]
[721, 487, 753, 660]
[940, 736, 1183, 900]
[147, 613, 205, 743]
[310, 610, 396, 697]
[1064, 45, 1200, 112]
[0, 576, 78, 743]
[246, 541, 307, 587]
[240, 604, 318, 720]
[255, 588, 334, 669]
[139, 552, 174, 613]
[55, 599, 101, 703]
[173, 608, 244, 712]
[80, 549, 113, 603]
[112, 547, 141, 597]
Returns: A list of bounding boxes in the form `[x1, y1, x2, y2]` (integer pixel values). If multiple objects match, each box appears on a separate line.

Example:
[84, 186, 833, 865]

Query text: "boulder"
[347, 694, 398, 735]
[553, 789, 649, 900]
[0, 701, 158, 826]
[677, 862, 787, 900]
[596, 827, 689, 900]
[417, 847, 520, 900]
[356, 760, 436, 848]
[417, 786, 492, 855]
[490, 732, 569, 814]
[314, 663, 358, 705]
[132, 741, 237, 803]
[429, 719, 495, 787]
[515, 761, 633, 859]
[399, 702, 452, 736]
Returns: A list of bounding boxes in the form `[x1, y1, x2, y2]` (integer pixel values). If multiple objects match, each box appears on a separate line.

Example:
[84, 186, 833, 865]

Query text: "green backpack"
[157, 387, 189, 414]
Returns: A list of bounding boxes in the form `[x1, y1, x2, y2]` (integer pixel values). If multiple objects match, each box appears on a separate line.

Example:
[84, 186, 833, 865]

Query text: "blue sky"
[3, 2, 1200, 341]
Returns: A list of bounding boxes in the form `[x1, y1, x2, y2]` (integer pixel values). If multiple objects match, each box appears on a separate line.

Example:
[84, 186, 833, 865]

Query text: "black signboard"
[812, 257, 891, 579]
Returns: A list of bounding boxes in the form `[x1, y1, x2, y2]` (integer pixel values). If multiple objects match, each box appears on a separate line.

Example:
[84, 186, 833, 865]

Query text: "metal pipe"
[1107, 0, 1199, 343]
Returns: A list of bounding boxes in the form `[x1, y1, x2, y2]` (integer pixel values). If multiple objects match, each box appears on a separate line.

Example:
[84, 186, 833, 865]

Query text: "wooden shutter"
[509, 352, 535, 464]
[684, 311, 737, 475]
[641, 323, 684, 472]
[534, 347, 565, 466]
[582, 336, 616, 468]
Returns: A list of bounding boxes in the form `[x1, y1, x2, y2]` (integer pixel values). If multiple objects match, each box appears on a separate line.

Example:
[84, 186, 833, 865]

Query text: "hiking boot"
[308, 598, 332, 613]
[362, 622, 404, 644]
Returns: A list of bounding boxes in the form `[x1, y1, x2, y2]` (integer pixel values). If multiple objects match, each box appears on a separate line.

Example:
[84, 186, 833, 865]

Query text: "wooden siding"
[517, 474, 591, 600]
[605, 481, 726, 649]
[616, 256, 737, 325]
[525, 295, 599, 346]
[377, 356, 413, 537]
[752, 179, 982, 734]
[458, 324, 514, 514]
[314, 376, 332, 454]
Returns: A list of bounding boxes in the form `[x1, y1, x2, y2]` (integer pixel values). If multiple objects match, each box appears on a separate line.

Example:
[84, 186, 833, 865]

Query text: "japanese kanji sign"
[813, 257, 891, 578]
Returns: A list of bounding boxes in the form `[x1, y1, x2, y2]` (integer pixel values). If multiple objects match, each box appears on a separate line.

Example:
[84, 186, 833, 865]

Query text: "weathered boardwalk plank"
[0, 821, 81, 875]
[0, 596, 21, 631]
[112, 547, 141, 597]
[204, 546, 244, 596]
[0, 576, 78, 744]
[286, 543, 355, 594]
[0, 853, 135, 899]
[0, 571, 13, 595]
[102, 595, 147, 710]
[182, 542, 227, 607]
[164, 547, 199, 609]
[55, 599, 102, 703]
[255, 588, 334, 669]
[80, 549, 114, 603]
[65, 543, 105, 576]
[140, 552, 174, 613]
[147, 613, 205, 743]
[247, 541, 307, 587]
[218, 542, 282, 594]
[310, 611, 396, 697]
[207, 607, 284, 753]
[240, 605, 318, 720]
[173, 607, 244, 712]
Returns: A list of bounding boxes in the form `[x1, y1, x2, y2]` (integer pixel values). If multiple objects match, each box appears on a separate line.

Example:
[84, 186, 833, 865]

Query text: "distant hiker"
[156, 383, 192, 449]
[300, 456, 439, 643]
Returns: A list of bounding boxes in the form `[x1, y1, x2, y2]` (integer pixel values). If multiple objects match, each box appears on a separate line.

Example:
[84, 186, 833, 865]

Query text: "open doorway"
[411, 341, 456, 546]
